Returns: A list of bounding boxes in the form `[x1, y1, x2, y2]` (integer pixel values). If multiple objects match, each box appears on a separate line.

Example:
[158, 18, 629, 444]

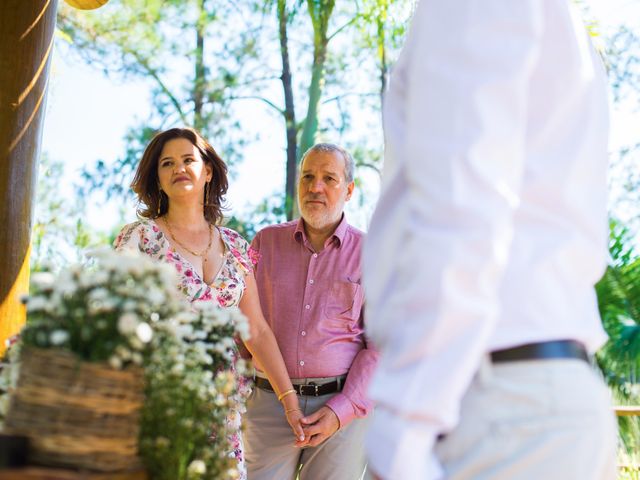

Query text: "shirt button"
[312, 253, 318, 258]
[299, 360, 305, 366]
[301, 331, 306, 336]
[309, 279, 314, 285]
[305, 304, 311, 310]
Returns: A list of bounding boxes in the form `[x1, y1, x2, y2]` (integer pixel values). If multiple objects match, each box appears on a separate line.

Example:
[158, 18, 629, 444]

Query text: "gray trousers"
[244, 380, 369, 480]
[431, 357, 618, 479]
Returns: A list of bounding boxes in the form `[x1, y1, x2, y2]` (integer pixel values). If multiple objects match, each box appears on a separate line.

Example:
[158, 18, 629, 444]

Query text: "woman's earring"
[204, 182, 209, 206]
[157, 191, 163, 217]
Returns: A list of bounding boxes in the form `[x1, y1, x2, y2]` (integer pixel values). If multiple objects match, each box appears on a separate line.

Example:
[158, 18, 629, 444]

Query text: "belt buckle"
[300, 382, 319, 396]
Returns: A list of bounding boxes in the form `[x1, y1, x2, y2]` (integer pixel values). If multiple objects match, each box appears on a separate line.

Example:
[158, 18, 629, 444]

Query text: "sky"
[40, 0, 640, 238]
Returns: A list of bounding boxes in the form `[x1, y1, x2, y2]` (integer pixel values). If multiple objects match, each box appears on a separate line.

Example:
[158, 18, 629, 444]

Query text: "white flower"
[131, 352, 143, 365]
[25, 296, 49, 312]
[118, 313, 139, 335]
[135, 322, 153, 343]
[187, 459, 206, 476]
[147, 289, 165, 306]
[176, 324, 194, 340]
[78, 270, 102, 289]
[108, 355, 123, 370]
[192, 330, 207, 340]
[93, 270, 110, 284]
[171, 362, 185, 374]
[31, 272, 55, 289]
[129, 336, 144, 351]
[49, 330, 69, 346]
[88, 288, 109, 302]
[122, 300, 137, 312]
[222, 337, 236, 350]
[55, 271, 76, 296]
[115, 345, 132, 361]
[229, 308, 250, 340]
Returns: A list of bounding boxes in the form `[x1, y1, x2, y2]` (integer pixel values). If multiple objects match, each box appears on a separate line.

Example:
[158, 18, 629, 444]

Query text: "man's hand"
[296, 406, 340, 447]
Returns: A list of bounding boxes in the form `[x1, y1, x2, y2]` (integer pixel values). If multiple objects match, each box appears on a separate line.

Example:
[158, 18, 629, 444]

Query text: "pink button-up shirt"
[251, 216, 378, 427]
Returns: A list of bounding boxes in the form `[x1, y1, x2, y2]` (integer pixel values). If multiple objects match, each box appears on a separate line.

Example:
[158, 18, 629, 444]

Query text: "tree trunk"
[0, 0, 59, 354]
[299, 0, 335, 157]
[299, 46, 326, 156]
[278, 0, 298, 220]
[193, 0, 206, 130]
[294, 0, 335, 218]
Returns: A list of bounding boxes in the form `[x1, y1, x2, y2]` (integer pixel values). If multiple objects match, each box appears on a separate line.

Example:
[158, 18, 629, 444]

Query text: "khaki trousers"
[244, 379, 369, 480]
[432, 358, 618, 480]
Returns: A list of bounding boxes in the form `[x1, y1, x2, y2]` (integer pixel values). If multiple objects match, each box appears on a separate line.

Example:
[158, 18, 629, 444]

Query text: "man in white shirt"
[363, 1, 618, 479]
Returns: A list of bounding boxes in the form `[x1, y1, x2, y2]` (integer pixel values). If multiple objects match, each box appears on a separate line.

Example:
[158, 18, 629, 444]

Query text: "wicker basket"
[3, 347, 144, 472]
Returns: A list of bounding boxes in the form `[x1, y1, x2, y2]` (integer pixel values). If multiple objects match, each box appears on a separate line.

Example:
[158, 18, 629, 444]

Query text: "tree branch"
[328, 15, 358, 41]
[358, 161, 381, 175]
[125, 48, 188, 124]
[225, 95, 284, 115]
[322, 92, 378, 104]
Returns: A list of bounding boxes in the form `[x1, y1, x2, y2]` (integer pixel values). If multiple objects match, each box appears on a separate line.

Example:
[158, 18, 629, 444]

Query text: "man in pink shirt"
[244, 143, 378, 480]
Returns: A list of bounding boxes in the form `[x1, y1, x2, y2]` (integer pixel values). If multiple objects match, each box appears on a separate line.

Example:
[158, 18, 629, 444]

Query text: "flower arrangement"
[18, 249, 184, 365]
[140, 303, 251, 480]
[1, 249, 251, 479]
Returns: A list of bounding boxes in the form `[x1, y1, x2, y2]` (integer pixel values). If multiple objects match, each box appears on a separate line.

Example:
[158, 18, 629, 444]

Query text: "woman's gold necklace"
[165, 219, 214, 262]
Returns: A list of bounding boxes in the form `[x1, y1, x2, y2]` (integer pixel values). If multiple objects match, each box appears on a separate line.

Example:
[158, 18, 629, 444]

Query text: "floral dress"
[114, 218, 254, 479]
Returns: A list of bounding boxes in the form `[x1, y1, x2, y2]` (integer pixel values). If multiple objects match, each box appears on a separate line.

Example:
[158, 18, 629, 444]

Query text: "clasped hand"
[282, 398, 340, 448]
[295, 406, 339, 448]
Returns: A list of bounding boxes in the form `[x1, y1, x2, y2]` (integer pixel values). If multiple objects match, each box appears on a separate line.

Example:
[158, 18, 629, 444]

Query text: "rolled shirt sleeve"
[325, 333, 379, 427]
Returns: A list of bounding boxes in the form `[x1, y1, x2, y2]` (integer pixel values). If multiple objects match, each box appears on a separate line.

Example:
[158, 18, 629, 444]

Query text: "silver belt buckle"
[300, 382, 319, 396]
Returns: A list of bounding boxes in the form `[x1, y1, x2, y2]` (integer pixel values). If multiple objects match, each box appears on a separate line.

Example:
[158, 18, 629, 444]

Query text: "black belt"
[254, 376, 344, 397]
[490, 340, 589, 364]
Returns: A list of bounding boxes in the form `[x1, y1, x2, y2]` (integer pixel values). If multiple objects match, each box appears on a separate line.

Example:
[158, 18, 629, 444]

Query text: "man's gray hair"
[300, 143, 355, 183]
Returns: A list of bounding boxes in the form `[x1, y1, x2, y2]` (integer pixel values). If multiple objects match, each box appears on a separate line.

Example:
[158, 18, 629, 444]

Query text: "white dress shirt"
[363, 1, 610, 478]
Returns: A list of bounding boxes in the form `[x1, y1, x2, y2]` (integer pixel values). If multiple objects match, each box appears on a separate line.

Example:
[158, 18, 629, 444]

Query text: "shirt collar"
[293, 214, 348, 248]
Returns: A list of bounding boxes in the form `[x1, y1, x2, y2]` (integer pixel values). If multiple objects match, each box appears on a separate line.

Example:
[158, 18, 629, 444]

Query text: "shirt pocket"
[323, 280, 363, 327]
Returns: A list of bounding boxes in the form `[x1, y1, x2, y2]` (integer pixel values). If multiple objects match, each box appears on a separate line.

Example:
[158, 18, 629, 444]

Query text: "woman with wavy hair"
[114, 127, 304, 478]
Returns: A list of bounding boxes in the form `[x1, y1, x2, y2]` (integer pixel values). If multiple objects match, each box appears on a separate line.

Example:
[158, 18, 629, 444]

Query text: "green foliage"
[596, 221, 640, 462]
[76, 124, 158, 202]
[58, 0, 254, 201]
[354, 0, 413, 67]
[56, 0, 413, 227]
[597, 222, 640, 392]
[224, 194, 287, 240]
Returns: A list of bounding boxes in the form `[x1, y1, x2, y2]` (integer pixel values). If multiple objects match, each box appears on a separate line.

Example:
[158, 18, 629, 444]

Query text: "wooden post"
[0, 0, 59, 355]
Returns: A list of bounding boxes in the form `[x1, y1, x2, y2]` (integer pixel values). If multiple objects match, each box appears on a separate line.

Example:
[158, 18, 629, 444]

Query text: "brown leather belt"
[254, 376, 345, 397]
[490, 340, 589, 364]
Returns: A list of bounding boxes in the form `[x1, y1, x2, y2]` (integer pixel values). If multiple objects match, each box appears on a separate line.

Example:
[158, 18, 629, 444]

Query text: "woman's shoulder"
[114, 218, 158, 250]
[218, 226, 257, 273]
[218, 226, 249, 248]
[116, 219, 155, 237]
